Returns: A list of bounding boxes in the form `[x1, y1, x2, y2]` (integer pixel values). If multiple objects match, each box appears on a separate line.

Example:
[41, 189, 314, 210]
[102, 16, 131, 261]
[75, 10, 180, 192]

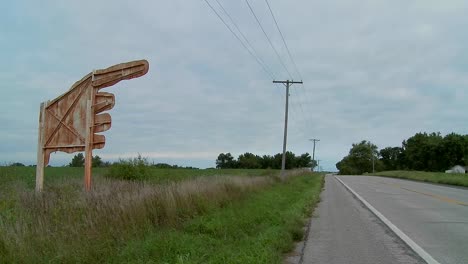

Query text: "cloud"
[1, 1, 468, 171]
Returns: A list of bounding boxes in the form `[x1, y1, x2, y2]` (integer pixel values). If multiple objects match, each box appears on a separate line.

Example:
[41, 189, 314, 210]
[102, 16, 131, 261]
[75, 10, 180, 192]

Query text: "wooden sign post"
[36, 60, 149, 192]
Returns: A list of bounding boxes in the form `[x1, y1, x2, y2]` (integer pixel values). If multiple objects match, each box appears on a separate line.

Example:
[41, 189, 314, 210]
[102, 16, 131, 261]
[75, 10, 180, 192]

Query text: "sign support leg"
[84, 98, 93, 191]
[35, 102, 46, 192]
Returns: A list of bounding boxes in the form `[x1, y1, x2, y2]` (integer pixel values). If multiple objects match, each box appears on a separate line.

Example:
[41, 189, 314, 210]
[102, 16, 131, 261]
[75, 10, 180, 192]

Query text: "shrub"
[105, 155, 150, 181]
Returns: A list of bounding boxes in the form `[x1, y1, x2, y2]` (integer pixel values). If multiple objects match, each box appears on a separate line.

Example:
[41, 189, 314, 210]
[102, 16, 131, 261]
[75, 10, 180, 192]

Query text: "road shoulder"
[301, 175, 424, 264]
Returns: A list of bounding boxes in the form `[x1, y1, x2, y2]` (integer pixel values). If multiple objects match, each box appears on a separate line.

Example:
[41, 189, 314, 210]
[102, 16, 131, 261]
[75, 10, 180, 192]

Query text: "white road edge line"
[334, 176, 441, 264]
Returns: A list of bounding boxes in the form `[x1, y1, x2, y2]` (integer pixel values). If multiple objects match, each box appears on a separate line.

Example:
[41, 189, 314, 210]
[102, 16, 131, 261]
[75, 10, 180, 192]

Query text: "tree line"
[69, 153, 109, 167]
[216, 151, 316, 169]
[336, 132, 468, 175]
[68, 153, 198, 169]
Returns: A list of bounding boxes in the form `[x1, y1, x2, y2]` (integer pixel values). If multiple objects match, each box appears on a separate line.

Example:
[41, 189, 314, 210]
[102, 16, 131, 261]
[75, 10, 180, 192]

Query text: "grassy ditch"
[0, 168, 322, 263]
[112, 173, 324, 264]
[370, 170, 468, 187]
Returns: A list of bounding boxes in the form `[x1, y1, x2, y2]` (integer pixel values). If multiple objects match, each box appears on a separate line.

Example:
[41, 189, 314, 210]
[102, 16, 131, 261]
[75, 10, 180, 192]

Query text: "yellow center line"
[379, 181, 468, 206]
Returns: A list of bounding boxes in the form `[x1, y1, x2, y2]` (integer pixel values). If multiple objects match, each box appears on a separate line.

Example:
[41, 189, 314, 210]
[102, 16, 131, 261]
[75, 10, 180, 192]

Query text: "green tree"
[440, 133, 467, 169]
[346, 132, 468, 173]
[237, 152, 261, 169]
[272, 153, 283, 169]
[284, 151, 297, 169]
[310, 159, 318, 170]
[10, 162, 25, 167]
[403, 132, 442, 171]
[217, 151, 317, 170]
[379, 147, 403, 170]
[295, 152, 312, 168]
[69, 153, 85, 167]
[260, 155, 274, 169]
[69, 154, 104, 167]
[336, 140, 383, 175]
[92, 155, 103, 167]
[216, 153, 237, 169]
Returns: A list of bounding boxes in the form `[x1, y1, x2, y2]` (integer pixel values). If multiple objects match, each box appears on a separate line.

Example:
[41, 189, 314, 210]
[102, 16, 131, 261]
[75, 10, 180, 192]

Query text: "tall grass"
[370, 170, 468, 187]
[0, 174, 274, 263]
[0, 166, 108, 189]
[0, 166, 278, 188]
[115, 173, 324, 264]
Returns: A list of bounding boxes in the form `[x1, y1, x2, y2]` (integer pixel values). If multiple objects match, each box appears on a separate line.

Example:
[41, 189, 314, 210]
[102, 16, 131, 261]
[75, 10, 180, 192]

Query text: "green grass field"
[0, 166, 323, 263]
[0, 166, 277, 189]
[370, 170, 468, 187]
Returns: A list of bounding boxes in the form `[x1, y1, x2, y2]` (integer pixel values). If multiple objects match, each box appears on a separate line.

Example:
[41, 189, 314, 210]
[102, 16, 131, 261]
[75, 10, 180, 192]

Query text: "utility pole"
[273, 80, 303, 179]
[309, 138, 320, 171]
[317, 160, 321, 172]
[372, 153, 375, 174]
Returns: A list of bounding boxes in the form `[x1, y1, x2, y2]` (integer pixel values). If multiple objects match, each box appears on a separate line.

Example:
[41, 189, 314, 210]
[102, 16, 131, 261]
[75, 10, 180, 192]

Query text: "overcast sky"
[2, 0, 468, 171]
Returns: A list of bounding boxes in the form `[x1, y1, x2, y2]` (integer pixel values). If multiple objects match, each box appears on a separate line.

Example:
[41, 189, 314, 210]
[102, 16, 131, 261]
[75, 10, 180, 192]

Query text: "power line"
[264, 0, 302, 80]
[203, 0, 309, 144]
[245, 0, 310, 134]
[263, 0, 318, 136]
[288, 84, 306, 121]
[204, 0, 299, 139]
[261, 0, 315, 134]
[210, 0, 298, 125]
[245, 0, 293, 80]
[212, 1, 309, 126]
[203, 0, 275, 80]
[214, 0, 278, 80]
[263, 0, 307, 97]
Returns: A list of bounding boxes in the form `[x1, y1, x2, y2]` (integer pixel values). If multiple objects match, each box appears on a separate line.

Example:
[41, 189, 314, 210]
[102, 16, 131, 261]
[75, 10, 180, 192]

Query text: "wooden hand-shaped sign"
[36, 60, 149, 191]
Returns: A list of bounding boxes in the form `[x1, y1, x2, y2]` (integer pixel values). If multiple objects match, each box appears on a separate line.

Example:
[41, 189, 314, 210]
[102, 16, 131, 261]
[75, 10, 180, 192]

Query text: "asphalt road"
[335, 175, 468, 264]
[302, 176, 425, 264]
